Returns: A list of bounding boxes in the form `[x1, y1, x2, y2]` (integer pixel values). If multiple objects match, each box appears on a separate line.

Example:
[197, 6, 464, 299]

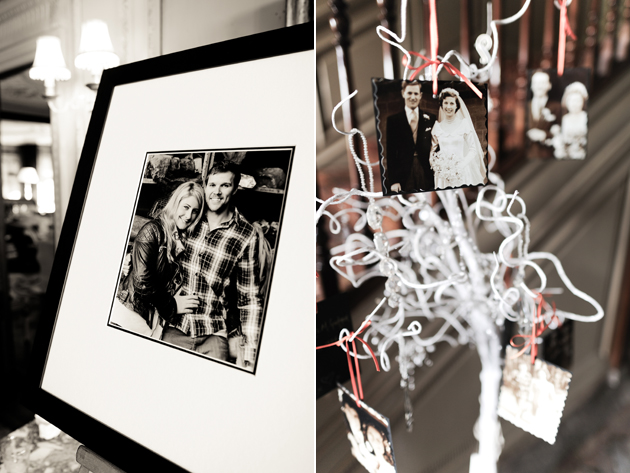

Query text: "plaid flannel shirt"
[174, 208, 262, 362]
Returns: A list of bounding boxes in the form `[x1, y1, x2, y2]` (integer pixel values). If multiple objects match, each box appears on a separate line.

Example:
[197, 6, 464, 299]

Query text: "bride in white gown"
[429, 88, 487, 189]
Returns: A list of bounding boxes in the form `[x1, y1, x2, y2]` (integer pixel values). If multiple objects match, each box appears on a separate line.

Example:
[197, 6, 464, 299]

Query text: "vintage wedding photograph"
[525, 68, 590, 160]
[338, 385, 397, 473]
[108, 147, 293, 373]
[373, 79, 489, 195]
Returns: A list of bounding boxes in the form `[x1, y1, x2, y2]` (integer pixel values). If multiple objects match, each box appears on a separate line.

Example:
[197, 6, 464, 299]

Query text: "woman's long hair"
[157, 181, 205, 263]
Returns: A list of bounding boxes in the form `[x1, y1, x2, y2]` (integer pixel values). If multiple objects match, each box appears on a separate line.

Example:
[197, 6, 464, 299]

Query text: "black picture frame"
[26, 22, 314, 473]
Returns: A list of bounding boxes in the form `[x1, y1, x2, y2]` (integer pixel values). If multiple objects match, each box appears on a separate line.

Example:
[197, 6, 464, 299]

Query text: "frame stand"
[76, 445, 126, 473]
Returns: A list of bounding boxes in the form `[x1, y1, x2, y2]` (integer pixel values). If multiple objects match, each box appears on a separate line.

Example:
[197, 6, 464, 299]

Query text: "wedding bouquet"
[430, 150, 462, 183]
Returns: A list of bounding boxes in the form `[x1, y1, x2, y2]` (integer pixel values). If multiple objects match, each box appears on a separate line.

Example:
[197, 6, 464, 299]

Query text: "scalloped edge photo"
[372, 79, 488, 196]
[498, 346, 572, 444]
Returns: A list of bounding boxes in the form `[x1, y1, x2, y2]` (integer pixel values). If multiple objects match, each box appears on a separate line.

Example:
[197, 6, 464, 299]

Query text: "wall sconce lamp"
[74, 20, 120, 90]
[28, 36, 71, 99]
[17, 167, 40, 201]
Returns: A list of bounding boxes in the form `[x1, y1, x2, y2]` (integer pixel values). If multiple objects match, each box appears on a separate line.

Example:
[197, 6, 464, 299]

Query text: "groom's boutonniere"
[542, 107, 556, 122]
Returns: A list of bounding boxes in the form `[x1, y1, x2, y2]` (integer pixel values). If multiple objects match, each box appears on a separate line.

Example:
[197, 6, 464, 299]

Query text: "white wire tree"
[317, 0, 601, 469]
[316, 115, 604, 471]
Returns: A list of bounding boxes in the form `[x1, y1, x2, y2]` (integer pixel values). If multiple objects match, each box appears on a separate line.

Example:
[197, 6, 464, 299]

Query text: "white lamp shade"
[75, 20, 120, 74]
[17, 167, 40, 185]
[29, 36, 71, 82]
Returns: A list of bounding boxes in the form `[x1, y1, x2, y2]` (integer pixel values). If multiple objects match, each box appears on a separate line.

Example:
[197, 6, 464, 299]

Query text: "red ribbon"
[429, 0, 439, 96]
[557, 0, 577, 76]
[316, 320, 380, 405]
[403, 51, 484, 99]
[509, 294, 560, 365]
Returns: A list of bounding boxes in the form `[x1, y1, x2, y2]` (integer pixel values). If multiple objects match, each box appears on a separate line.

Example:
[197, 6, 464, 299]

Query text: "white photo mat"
[40, 50, 314, 472]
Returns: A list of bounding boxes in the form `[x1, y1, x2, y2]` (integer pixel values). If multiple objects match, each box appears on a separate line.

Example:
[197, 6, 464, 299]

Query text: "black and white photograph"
[497, 346, 573, 445]
[525, 68, 590, 160]
[372, 79, 489, 195]
[109, 148, 293, 373]
[338, 385, 397, 473]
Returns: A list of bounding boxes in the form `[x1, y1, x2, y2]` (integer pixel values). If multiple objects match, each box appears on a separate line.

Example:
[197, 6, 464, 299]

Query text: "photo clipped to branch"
[109, 148, 293, 373]
[338, 384, 397, 473]
[497, 346, 572, 445]
[525, 68, 590, 160]
[372, 79, 489, 195]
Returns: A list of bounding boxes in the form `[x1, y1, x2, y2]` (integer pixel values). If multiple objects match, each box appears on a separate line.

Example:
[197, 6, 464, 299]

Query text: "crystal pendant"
[385, 274, 401, 293]
[388, 293, 401, 308]
[367, 204, 384, 229]
[403, 380, 414, 432]
[379, 258, 396, 276]
[374, 232, 389, 254]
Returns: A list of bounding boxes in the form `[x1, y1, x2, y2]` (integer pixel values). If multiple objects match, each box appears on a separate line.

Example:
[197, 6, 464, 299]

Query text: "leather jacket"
[117, 219, 179, 327]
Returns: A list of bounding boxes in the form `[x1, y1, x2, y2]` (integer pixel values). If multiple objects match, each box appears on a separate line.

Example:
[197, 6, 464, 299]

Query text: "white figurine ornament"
[550, 81, 589, 159]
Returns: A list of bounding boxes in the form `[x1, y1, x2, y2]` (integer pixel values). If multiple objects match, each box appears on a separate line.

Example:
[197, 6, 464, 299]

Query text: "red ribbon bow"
[316, 320, 380, 405]
[404, 0, 481, 99]
[558, 0, 577, 76]
[509, 294, 560, 365]
[403, 52, 483, 99]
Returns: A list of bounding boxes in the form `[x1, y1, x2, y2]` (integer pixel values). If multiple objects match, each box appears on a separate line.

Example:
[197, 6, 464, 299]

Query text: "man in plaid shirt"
[162, 160, 262, 369]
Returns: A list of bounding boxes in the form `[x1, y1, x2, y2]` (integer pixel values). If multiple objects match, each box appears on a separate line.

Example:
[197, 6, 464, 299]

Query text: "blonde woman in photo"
[112, 181, 205, 338]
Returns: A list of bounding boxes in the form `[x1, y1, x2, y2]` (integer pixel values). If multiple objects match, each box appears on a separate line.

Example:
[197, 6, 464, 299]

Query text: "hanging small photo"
[497, 346, 572, 444]
[338, 384, 397, 473]
[525, 68, 590, 160]
[316, 294, 354, 398]
[372, 79, 489, 195]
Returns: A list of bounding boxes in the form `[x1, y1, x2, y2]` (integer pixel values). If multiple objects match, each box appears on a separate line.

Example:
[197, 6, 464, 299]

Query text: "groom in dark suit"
[385, 80, 436, 194]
